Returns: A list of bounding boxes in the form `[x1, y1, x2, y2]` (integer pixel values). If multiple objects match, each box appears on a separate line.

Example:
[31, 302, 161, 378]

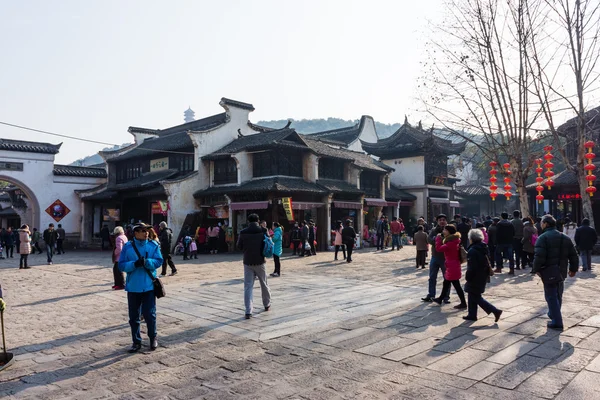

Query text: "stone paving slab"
[1, 249, 600, 399]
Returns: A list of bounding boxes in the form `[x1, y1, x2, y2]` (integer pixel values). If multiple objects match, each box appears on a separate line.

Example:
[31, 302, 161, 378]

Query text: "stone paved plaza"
[2, 246, 600, 399]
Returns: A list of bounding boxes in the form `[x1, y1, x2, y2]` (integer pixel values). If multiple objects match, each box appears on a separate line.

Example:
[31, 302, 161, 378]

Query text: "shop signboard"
[557, 193, 581, 200]
[282, 197, 294, 221]
[208, 206, 229, 219]
[152, 201, 169, 216]
[150, 157, 169, 172]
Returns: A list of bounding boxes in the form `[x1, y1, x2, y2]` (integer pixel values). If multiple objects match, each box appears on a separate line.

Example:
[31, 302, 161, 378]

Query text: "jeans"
[377, 234, 384, 250]
[512, 238, 523, 267]
[335, 245, 346, 260]
[127, 291, 156, 344]
[243, 264, 271, 315]
[273, 255, 281, 274]
[428, 257, 448, 299]
[46, 244, 54, 263]
[392, 234, 401, 249]
[467, 292, 499, 319]
[439, 279, 466, 304]
[544, 281, 564, 327]
[581, 249, 593, 270]
[495, 244, 514, 270]
[113, 262, 125, 287]
[56, 239, 64, 254]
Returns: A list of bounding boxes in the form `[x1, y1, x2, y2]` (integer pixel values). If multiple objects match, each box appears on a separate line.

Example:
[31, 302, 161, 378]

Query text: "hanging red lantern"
[502, 162, 512, 200]
[535, 158, 544, 203]
[489, 161, 499, 201]
[584, 141, 596, 197]
[543, 146, 554, 190]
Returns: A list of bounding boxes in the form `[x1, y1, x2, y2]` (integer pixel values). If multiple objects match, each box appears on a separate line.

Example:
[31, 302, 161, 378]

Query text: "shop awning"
[333, 201, 363, 210]
[386, 202, 398, 207]
[430, 198, 450, 204]
[230, 201, 269, 210]
[400, 201, 414, 207]
[449, 201, 461, 208]
[365, 198, 388, 207]
[292, 202, 325, 210]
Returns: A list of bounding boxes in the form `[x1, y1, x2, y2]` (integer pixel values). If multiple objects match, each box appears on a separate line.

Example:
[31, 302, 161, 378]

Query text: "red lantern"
[543, 146, 555, 190]
[535, 177, 544, 183]
[490, 192, 498, 200]
[502, 163, 512, 200]
[489, 161, 499, 201]
[535, 158, 544, 203]
[546, 180, 555, 189]
[536, 194, 544, 202]
[584, 141, 596, 197]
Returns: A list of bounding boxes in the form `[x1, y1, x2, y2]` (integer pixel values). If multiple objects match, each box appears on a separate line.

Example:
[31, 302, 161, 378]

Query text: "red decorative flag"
[45, 199, 71, 223]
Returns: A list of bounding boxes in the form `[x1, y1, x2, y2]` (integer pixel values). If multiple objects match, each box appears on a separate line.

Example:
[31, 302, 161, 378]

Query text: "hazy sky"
[0, 0, 444, 164]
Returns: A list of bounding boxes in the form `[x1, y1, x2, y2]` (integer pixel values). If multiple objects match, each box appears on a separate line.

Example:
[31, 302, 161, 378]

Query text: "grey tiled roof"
[194, 177, 326, 198]
[110, 112, 228, 162]
[558, 106, 600, 132]
[113, 169, 178, 190]
[220, 98, 255, 111]
[0, 138, 61, 154]
[361, 122, 466, 159]
[202, 129, 307, 160]
[0, 207, 18, 216]
[304, 116, 373, 146]
[385, 186, 417, 201]
[53, 165, 107, 178]
[81, 190, 118, 201]
[302, 137, 393, 172]
[456, 184, 509, 195]
[317, 179, 364, 194]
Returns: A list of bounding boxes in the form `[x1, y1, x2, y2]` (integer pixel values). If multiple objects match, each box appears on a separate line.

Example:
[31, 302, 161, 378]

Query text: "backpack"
[263, 234, 274, 258]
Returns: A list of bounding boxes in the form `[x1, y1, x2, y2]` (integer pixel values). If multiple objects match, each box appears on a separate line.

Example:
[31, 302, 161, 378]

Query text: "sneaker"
[128, 343, 142, 353]
[113, 285, 124, 290]
[48, 262, 53, 265]
[270, 273, 280, 277]
[150, 338, 158, 351]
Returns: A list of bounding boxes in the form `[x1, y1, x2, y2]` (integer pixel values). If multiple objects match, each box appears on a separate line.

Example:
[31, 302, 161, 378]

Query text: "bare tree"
[421, 0, 550, 217]
[528, 0, 600, 226]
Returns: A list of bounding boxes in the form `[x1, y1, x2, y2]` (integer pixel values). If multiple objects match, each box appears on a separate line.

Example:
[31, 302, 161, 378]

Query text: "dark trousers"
[512, 238, 523, 267]
[5, 245, 13, 258]
[15, 243, 20, 253]
[522, 251, 534, 267]
[33, 241, 42, 254]
[161, 251, 177, 275]
[467, 292, 498, 319]
[335, 245, 346, 260]
[56, 239, 64, 254]
[113, 262, 125, 287]
[344, 242, 354, 262]
[101, 238, 108, 250]
[309, 239, 317, 255]
[46, 244, 54, 263]
[438, 279, 466, 305]
[127, 291, 157, 345]
[416, 250, 427, 267]
[544, 281, 564, 327]
[208, 237, 218, 253]
[488, 245, 496, 268]
[291, 240, 301, 255]
[495, 244, 514, 270]
[19, 254, 28, 268]
[273, 255, 281, 274]
[377, 234, 384, 250]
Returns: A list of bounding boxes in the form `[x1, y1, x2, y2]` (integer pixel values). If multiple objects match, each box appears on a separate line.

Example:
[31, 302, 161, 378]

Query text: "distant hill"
[256, 118, 403, 138]
[69, 143, 131, 166]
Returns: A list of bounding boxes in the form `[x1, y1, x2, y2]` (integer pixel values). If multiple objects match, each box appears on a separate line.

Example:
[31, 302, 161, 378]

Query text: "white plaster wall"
[409, 190, 426, 218]
[303, 154, 318, 183]
[347, 141, 364, 153]
[164, 177, 198, 239]
[359, 116, 378, 144]
[234, 152, 253, 184]
[386, 156, 425, 186]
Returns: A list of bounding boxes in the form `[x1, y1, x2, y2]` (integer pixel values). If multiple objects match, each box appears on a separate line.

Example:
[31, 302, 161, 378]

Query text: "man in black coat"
[308, 220, 317, 256]
[494, 212, 516, 274]
[341, 219, 357, 263]
[457, 218, 471, 248]
[100, 225, 110, 250]
[574, 218, 597, 272]
[532, 215, 578, 330]
[159, 221, 177, 276]
[43, 223, 58, 265]
[2, 227, 15, 258]
[237, 213, 271, 319]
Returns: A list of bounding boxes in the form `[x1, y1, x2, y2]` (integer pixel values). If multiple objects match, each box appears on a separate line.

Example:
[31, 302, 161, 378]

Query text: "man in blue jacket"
[119, 223, 163, 353]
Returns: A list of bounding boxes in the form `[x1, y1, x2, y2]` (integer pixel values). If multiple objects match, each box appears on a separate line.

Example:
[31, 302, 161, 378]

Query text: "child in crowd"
[189, 239, 198, 259]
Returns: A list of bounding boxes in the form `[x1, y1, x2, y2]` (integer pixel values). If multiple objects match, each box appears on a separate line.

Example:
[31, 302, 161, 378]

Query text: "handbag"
[132, 241, 166, 299]
[459, 243, 468, 264]
[540, 235, 564, 285]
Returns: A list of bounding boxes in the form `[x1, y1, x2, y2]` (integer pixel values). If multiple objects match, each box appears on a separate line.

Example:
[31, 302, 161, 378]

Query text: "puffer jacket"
[532, 227, 578, 279]
[113, 233, 128, 263]
[496, 220, 515, 245]
[522, 223, 537, 254]
[436, 233, 462, 281]
[19, 230, 31, 254]
[575, 225, 598, 251]
[159, 228, 173, 254]
[237, 222, 267, 266]
[428, 226, 446, 261]
[273, 227, 283, 257]
[118, 238, 163, 293]
[464, 241, 490, 295]
[334, 228, 343, 246]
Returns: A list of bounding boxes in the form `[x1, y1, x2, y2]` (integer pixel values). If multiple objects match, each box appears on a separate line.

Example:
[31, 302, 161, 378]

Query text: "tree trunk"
[517, 181, 530, 218]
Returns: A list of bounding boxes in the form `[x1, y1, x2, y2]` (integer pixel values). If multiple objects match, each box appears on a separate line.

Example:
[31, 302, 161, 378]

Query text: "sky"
[0, 0, 444, 164]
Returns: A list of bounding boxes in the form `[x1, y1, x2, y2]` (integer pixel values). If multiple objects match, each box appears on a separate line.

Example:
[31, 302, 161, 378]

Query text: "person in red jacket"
[390, 217, 403, 250]
[433, 224, 467, 309]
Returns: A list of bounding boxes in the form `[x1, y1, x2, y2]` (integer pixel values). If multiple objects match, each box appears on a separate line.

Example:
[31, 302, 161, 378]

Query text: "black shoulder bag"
[540, 234, 564, 285]
[131, 241, 166, 299]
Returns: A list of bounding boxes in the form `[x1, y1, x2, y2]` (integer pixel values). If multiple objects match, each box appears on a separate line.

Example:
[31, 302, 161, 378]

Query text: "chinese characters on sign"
[45, 199, 71, 222]
[150, 157, 169, 172]
[151, 201, 169, 216]
[282, 197, 294, 221]
[557, 193, 582, 200]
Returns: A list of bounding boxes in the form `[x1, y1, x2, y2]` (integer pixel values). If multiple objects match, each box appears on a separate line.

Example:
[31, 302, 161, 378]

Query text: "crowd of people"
[1, 223, 66, 266]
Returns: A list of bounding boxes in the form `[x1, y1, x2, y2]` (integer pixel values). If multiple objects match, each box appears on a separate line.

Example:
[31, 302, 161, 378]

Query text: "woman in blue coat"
[270, 222, 283, 277]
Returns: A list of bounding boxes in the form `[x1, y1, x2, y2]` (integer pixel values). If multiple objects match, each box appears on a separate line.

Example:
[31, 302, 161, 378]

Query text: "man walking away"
[390, 217, 402, 250]
[414, 226, 428, 268]
[532, 215, 578, 330]
[300, 221, 310, 257]
[422, 214, 450, 303]
[56, 224, 66, 254]
[237, 213, 271, 319]
[495, 212, 515, 275]
[118, 223, 163, 352]
[31, 228, 43, 254]
[376, 216, 386, 250]
[341, 219, 357, 263]
[575, 218, 597, 272]
[511, 210, 524, 269]
[487, 218, 499, 269]
[457, 217, 471, 248]
[100, 225, 110, 251]
[159, 221, 177, 276]
[3, 227, 15, 258]
[308, 220, 317, 255]
[43, 223, 58, 265]
[290, 223, 301, 255]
